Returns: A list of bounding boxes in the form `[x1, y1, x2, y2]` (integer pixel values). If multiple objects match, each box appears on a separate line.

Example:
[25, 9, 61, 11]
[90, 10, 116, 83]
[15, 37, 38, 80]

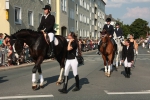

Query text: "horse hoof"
[32, 85, 37, 90]
[56, 82, 61, 86]
[107, 74, 110, 77]
[40, 85, 44, 89]
[105, 72, 107, 76]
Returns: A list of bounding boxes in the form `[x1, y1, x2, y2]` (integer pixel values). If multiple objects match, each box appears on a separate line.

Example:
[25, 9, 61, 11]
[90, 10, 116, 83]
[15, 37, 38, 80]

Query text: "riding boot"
[47, 45, 51, 56]
[49, 41, 55, 58]
[72, 75, 80, 92]
[96, 45, 100, 55]
[97, 41, 102, 55]
[58, 76, 68, 93]
[125, 67, 128, 78]
[127, 68, 131, 78]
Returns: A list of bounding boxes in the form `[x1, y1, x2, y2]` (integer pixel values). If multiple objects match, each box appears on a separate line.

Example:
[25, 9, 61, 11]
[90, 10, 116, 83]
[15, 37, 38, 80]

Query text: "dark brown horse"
[12, 29, 67, 90]
[100, 30, 116, 77]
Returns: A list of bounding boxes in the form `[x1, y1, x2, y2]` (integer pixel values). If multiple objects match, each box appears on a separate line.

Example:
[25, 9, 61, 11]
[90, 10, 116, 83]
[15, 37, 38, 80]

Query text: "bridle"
[100, 34, 108, 48]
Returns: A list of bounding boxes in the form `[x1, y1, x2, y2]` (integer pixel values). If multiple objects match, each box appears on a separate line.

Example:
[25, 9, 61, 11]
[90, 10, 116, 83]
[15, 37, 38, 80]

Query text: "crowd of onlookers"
[138, 35, 150, 49]
[0, 33, 98, 67]
[78, 39, 99, 52]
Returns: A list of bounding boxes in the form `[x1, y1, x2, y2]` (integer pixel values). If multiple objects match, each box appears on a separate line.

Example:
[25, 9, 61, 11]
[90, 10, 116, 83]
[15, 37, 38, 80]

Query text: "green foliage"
[130, 18, 148, 39]
[54, 23, 59, 30]
[118, 18, 149, 39]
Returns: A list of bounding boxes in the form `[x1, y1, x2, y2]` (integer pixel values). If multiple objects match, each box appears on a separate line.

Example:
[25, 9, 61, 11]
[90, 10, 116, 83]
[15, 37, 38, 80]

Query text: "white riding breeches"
[124, 58, 132, 68]
[48, 32, 54, 42]
[64, 58, 78, 76]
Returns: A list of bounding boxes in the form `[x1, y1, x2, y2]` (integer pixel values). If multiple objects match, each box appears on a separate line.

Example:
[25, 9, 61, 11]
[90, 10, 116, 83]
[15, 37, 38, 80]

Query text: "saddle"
[45, 34, 59, 46]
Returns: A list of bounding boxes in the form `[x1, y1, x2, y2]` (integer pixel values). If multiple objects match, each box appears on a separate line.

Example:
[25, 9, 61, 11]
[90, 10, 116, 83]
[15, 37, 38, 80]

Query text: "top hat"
[106, 18, 111, 22]
[116, 23, 120, 26]
[43, 5, 51, 11]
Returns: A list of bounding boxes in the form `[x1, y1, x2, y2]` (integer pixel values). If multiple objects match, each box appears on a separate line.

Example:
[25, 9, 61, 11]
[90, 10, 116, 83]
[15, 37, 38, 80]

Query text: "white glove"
[136, 50, 138, 55]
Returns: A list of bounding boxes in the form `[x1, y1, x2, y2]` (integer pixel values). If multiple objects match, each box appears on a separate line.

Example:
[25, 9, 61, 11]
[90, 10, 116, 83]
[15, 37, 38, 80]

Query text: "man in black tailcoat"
[38, 5, 55, 58]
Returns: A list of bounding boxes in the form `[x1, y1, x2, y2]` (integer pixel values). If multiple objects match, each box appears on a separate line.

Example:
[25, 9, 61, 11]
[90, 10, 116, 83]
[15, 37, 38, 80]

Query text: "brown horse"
[99, 30, 116, 77]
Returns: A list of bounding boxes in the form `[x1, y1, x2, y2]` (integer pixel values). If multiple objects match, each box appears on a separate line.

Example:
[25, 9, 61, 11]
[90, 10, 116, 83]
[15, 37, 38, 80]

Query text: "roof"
[105, 14, 116, 21]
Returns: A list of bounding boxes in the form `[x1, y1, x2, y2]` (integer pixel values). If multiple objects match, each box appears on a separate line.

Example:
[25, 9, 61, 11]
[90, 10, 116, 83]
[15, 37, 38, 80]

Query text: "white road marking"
[83, 55, 100, 57]
[0, 95, 54, 100]
[104, 90, 150, 95]
[137, 54, 150, 55]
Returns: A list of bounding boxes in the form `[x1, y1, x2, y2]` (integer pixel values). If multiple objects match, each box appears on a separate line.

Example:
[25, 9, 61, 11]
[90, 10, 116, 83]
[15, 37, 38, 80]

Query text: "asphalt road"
[0, 46, 150, 100]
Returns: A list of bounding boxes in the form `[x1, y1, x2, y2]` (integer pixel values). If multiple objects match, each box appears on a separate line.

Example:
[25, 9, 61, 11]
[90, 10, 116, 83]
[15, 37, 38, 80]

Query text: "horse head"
[14, 39, 24, 56]
[100, 29, 109, 47]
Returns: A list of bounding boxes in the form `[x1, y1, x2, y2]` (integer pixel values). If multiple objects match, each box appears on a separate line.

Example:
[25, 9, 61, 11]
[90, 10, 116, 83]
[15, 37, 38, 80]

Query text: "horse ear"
[100, 31, 102, 34]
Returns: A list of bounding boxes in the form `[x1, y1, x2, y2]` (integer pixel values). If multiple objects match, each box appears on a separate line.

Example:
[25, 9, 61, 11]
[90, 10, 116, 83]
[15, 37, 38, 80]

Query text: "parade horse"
[99, 30, 116, 77]
[113, 33, 125, 70]
[12, 29, 68, 90]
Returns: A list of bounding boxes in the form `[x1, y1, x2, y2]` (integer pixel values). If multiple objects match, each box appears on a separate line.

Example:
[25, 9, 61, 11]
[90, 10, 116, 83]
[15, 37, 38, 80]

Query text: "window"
[80, 30, 82, 36]
[76, 21, 78, 31]
[90, 25, 91, 32]
[28, 11, 33, 26]
[84, 2, 86, 9]
[61, 0, 67, 12]
[47, 0, 51, 4]
[87, 31, 89, 37]
[80, 0, 83, 6]
[39, 13, 43, 24]
[87, 18, 89, 24]
[92, 7, 94, 13]
[90, 13, 91, 20]
[87, 4, 89, 10]
[70, 9, 74, 19]
[15, 7, 21, 24]
[76, 4, 78, 14]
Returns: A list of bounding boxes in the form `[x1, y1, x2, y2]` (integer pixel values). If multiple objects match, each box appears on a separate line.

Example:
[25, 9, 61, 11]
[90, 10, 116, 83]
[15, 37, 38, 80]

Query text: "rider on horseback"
[115, 23, 123, 38]
[97, 18, 117, 55]
[38, 5, 55, 58]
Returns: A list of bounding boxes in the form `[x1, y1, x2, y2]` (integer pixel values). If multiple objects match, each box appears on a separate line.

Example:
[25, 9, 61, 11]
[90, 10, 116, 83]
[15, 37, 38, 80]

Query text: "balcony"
[95, 26, 97, 30]
[95, 14, 97, 19]
[95, 4, 97, 8]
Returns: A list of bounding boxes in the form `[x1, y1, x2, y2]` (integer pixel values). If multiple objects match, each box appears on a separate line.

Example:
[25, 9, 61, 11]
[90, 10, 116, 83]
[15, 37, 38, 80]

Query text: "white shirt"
[44, 13, 50, 19]
[107, 25, 110, 28]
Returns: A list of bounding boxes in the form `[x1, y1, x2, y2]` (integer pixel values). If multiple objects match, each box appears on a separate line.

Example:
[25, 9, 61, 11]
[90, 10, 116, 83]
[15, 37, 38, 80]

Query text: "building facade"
[68, 0, 106, 40]
[1, 0, 106, 39]
[0, 0, 10, 34]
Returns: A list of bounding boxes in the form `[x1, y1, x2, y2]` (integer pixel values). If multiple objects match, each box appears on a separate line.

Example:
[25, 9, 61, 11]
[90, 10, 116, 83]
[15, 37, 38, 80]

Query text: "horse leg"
[102, 54, 107, 76]
[38, 66, 44, 88]
[108, 53, 114, 77]
[56, 67, 64, 85]
[116, 54, 119, 69]
[32, 56, 43, 90]
[56, 56, 65, 85]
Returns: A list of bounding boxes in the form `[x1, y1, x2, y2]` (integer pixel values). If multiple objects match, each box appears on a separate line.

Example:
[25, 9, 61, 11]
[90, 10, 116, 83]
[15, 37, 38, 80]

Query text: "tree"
[130, 18, 148, 39]
[122, 24, 130, 38]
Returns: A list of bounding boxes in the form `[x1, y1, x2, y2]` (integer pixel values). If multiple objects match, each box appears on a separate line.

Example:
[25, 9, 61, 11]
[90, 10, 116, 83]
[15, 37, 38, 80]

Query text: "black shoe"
[72, 75, 80, 92]
[58, 76, 68, 94]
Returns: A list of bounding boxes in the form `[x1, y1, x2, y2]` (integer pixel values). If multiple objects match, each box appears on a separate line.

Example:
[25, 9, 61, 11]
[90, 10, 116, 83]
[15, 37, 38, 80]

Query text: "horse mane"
[13, 29, 42, 38]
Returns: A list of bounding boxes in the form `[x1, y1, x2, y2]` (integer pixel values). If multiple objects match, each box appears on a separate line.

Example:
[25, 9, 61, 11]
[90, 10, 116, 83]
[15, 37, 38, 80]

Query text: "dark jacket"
[115, 28, 123, 37]
[38, 14, 55, 33]
[103, 24, 114, 36]
[122, 45, 134, 62]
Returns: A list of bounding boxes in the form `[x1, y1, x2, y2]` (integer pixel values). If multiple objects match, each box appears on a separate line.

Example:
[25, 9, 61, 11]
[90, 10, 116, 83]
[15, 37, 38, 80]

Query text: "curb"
[0, 50, 97, 71]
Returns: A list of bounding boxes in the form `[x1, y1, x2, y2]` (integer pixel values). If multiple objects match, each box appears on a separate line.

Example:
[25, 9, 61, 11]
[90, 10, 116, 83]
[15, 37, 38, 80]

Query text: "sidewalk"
[0, 50, 97, 71]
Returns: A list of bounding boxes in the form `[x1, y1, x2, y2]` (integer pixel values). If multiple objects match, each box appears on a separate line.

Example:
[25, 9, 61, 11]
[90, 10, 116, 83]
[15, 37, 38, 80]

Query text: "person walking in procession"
[58, 32, 80, 93]
[38, 5, 55, 58]
[122, 39, 134, 78]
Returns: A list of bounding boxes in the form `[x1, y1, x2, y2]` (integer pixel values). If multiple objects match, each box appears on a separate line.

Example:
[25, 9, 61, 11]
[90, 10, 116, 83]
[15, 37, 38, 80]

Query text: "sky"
[103, 0, 150, 26]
